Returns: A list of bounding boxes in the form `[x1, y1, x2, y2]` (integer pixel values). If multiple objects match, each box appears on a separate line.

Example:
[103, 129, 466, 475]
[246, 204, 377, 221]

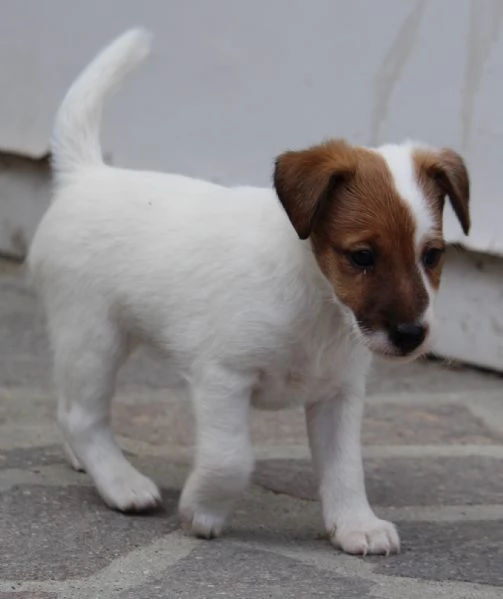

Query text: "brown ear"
[431, 149, 471, 235]
[273, 139, 356, 239]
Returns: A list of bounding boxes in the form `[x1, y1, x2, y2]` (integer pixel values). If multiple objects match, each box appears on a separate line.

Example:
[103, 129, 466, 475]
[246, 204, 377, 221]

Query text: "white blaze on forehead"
[374, 142, 435, 246]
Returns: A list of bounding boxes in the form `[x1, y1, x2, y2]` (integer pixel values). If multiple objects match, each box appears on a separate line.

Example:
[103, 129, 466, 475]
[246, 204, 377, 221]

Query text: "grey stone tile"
[372, 520, 503, 586]
[367, 357, 503, 395]
[114, 399, 309, 447]
[0, 593, 57, 598]
[0, 445, 65, 470]
[254, 456, 503, 506]
[253, 459, 316, 501]
[113, 396, 503, 449]
[27, 400, 502, 452]
[366, 456, 503, 507]
[363, 403, 503, 445]
[0, 485, 179, 581]
[117, 542, 372, 598]
[112, 400, 194, 446]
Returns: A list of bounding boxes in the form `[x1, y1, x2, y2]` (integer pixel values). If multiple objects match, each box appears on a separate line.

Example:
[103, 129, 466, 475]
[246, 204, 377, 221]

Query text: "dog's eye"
[422, 247, 444, 269]
[348, 249, 375, 269]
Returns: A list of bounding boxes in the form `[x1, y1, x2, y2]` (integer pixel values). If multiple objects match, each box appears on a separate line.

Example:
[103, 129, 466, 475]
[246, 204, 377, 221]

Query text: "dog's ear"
[273, 139, 356, 239]
[423, 148, 471, 235]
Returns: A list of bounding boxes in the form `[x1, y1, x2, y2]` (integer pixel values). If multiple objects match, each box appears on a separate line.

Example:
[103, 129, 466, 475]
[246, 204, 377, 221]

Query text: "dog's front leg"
[179, 366, 254, 540]
[305, 389, 400, 555]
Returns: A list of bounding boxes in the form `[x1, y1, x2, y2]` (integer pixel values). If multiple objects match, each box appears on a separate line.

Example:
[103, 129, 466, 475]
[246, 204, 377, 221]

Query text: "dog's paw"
[96, 464, 162, 512]
[331, 517, 400, 556]
[179, 504, 227, 539]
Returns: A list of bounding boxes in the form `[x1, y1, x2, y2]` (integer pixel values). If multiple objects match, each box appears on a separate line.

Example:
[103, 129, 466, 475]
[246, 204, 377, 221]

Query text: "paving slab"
[254, 455, 503, 506]
[0, 594, 58, 599]
[372, 520, 503, 586]
[1, 259, 503, 597]
[363, 402, 503, 445]
[0, 445, 66, 470]
[112, 400, 503, 448]
[0, 484, 179, 581]
[116, 543, 373, 599]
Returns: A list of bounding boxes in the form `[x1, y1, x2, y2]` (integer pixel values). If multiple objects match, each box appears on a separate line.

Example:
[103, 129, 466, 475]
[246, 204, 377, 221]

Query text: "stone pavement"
[1, 259, 503, 598]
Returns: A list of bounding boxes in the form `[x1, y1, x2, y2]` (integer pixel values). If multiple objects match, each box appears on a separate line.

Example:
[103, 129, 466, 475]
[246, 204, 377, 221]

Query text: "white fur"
[26, 28, 450, 556]
[375, 142, 436, 247]
[52, 28, 152, 177]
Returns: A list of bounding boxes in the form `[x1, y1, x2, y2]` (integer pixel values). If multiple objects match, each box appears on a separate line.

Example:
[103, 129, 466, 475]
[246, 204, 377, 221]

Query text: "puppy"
[28, 29, 470, 556]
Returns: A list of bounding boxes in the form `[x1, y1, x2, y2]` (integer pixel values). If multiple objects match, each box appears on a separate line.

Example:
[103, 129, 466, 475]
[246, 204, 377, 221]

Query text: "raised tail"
[51, 28, 152, 178]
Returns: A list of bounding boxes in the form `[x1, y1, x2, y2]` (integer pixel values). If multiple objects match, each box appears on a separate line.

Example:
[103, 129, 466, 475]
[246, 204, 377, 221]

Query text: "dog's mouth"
[370, 343, 428, 363]
[358, 327, 430, 362]
[340, 306, 430, 362]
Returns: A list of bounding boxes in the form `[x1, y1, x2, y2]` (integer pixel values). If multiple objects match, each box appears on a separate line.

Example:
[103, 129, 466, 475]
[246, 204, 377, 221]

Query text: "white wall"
[0, 0, 502, 254]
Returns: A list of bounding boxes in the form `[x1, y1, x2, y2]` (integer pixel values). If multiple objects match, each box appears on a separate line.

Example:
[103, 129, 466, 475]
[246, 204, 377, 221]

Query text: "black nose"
[390, 323, 426, 354]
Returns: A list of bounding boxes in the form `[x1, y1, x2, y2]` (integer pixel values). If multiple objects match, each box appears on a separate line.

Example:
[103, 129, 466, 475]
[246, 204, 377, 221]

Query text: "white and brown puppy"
[28, 29, 470, 556]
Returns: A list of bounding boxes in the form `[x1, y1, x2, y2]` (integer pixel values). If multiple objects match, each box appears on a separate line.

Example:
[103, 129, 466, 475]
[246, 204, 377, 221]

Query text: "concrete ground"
[1, 258, 503, 598]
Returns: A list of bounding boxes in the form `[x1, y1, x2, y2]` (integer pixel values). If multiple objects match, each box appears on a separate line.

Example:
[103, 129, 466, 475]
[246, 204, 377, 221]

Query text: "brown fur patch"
[274, 140, 356, 240]
[413, 148, 470, 235]
[413, 148, 470, 289]
[274, 141, 429, 336]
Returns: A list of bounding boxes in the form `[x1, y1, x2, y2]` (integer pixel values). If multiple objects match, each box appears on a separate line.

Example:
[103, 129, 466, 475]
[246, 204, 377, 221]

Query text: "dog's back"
[28, 26, 304, 360]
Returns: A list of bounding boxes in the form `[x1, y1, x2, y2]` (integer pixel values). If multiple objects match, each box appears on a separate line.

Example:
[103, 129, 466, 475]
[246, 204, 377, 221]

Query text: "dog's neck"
[297, 237, 333, 300]
[296, 235, 372, 359]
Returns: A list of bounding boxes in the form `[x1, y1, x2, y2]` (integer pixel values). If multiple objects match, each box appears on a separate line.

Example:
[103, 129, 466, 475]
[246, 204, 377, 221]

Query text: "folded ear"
[273, 139, 356, 239]
[425, 148, 471, 235]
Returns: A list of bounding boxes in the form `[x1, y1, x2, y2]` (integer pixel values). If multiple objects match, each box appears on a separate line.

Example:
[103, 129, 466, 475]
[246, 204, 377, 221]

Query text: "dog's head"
[274, 139, 470, 359]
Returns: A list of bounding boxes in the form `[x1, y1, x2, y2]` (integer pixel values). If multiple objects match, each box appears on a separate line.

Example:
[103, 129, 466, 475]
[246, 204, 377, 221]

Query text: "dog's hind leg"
[52, 310, 161, 512]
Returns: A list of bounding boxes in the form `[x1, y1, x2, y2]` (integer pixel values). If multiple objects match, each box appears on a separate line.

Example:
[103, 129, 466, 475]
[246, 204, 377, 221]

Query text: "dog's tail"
[52, 28, 152, 178]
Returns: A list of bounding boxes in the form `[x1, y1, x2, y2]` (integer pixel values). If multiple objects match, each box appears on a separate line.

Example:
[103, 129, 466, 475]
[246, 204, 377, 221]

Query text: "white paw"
[331, 517, 400, 556]
[179, 505, 227, 539]
[95, 464, 162, 512]
[180, 512, 225, 539]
